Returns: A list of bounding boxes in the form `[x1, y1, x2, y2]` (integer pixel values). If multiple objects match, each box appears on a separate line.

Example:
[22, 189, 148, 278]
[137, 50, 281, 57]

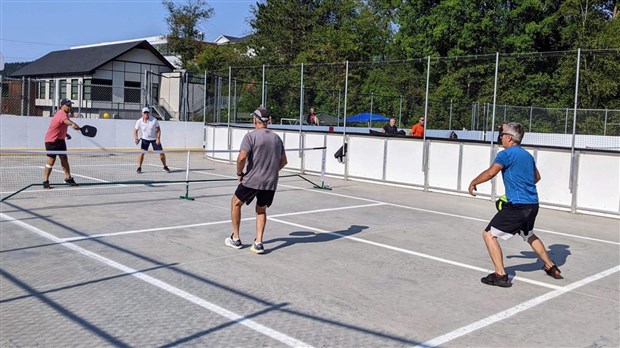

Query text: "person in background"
[382, 117, 399, 134]
[410, 116, 425, 138]
[307, 107, 320, 126]
[468, 122, 562, 287]
[134, 107, 170, 174]
[226, 107, 288, 254]
[42, 98, 81, 189]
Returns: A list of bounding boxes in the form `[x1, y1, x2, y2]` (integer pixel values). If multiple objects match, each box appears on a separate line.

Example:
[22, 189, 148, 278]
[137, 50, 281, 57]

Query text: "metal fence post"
[569, 48, 581, 197]
[343, 61, 349, 180]
[299, 63, 304, 158]
[422, 56, 431, 190]
[490, 52, 500, 199]
[261, 64, 266, 106]
[227, 66, 232, 160]
[604, 109, 608, 135]
[529, 106, 533, 132]
[398, 95, 403, 128]
[20, 77, 25, 116]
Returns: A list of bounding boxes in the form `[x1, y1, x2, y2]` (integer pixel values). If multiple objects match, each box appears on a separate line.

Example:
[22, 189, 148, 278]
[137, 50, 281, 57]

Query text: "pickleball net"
[0, 147, 329, 202]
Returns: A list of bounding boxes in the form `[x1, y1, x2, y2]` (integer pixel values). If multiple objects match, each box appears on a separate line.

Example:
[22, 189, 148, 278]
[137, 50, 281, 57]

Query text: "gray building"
[9, 40, 175, 120]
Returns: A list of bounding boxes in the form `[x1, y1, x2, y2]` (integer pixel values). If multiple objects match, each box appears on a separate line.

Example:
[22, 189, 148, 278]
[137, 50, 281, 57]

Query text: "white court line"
[383, 202, 620, 246]
[278, 183, 620, 246]
[269, 218, 563, 290]
[0, 212, 313, 348]
[61, 202, 385, 242]
[100, 168, 616, 246]
[413, 265, 620, 348]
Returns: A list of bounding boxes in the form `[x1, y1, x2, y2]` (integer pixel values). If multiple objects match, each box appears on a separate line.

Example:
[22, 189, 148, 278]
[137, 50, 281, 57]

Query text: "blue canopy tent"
[345, 112, 389, 123]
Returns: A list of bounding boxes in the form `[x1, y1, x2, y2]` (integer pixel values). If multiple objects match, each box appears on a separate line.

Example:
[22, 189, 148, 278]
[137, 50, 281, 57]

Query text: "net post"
[179, 150, 195, 200]
[312, 147, 331, 190]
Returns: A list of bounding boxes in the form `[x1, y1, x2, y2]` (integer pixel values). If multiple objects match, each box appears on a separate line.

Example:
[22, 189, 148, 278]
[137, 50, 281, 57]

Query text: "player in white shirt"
[133, 107, 170, 173]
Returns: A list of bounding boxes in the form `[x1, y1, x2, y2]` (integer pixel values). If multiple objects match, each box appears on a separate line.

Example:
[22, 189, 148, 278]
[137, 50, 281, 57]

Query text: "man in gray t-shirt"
[225, 107, 288, 254]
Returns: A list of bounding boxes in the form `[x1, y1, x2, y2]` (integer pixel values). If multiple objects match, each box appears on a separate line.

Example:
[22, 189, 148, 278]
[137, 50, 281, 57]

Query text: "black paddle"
[79, 125, 97, 138]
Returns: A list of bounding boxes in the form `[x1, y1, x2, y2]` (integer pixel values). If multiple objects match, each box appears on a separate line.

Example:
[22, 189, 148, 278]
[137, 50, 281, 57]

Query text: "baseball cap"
[142, 107, 150, 113]
[252, 107, 270, 123]
[60, 98, 73, 106]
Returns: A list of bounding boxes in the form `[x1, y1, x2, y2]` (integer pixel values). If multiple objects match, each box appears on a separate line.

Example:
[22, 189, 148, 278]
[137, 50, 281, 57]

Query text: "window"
[48, 80, 55, 100]
[60, 80, 67, 100]
[124, 81, 141, 103]
[83, 79, 91, 100]
[71, 79, 78, 100]
[91, 78, 112, 101]
[38, 81, 46, 99]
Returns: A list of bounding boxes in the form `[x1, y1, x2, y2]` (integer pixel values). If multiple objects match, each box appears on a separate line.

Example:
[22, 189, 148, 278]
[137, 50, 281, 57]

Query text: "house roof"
[10, 40, 174, 78]
[214, 34, 253, 45]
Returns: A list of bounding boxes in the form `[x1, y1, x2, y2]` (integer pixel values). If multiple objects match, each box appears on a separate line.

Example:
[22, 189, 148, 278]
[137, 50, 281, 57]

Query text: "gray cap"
[252, 107, 270, 123]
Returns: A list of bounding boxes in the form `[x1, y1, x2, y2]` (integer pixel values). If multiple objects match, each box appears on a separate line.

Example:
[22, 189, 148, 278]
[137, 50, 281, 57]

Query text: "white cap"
[142, 107, 150, 113]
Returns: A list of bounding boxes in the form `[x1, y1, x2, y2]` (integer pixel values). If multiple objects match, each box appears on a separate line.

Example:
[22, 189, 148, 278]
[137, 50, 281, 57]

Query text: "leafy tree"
[194, 0, 619, 133]
[163, 0, 213, 69]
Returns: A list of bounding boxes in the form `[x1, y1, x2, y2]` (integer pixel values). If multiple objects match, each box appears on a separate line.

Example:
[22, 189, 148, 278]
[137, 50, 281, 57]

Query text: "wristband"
[237, 172, 244, 176]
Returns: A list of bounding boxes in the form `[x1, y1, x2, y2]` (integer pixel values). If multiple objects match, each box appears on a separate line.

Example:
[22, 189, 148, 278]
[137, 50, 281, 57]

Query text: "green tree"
[163, 0, 213, 69]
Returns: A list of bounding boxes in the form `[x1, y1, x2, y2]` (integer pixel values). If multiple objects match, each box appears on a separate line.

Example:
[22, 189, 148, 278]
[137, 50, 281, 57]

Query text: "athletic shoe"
[64, 177, 79, 186]
[163, 166, 171, 173]
[250, 241, 265, 254]
[225, 235, 242, 249]
[543, 264, 562, 279]
[481, 272, 511, 287]
[136, 167, 142, 174]
[43, 181, 51, 189]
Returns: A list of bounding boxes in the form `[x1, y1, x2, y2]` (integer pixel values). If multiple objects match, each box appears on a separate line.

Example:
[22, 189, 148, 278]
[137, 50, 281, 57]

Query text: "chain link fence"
[2, 49, 618, 149]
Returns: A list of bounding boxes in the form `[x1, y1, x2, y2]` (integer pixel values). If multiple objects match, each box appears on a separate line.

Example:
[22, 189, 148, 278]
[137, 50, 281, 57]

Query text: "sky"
[0, 0, 254, 64]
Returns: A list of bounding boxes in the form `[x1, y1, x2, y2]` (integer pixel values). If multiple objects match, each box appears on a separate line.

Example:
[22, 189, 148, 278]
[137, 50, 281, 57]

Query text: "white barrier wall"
[0, 115, 204, 150]
[204, 125, 619, 217]
[2, 117, 618, 217]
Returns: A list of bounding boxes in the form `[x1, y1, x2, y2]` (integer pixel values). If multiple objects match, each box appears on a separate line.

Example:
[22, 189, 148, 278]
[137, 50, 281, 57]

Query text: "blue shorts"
[140, 139, 163, 151]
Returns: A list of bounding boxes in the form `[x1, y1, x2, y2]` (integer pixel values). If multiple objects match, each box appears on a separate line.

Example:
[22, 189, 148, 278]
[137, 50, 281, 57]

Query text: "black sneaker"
[64, 177, 79, 186]
[43, 181, 51, 189]
[163, 166, 171, 173]
[481, 272, 511, 287]
[137, 167, 142, 174]
[250, 241, 265, 254]
[543, 265, 562, 279]
[224, 234, 242, 249]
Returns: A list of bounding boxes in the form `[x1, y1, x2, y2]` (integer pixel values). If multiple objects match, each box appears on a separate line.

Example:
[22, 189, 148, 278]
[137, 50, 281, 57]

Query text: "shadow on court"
[505, 244, 571, 276]
[1, 203, 420, 346]
[263, 224, 369, 254]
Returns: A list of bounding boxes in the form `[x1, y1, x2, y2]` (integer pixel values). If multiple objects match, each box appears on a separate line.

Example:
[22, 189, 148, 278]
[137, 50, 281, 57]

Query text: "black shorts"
[140, 139, 163, 151]
[45, 139, 67, 158]
[235, 184, 276, 207]
[486, 203, 539, 241]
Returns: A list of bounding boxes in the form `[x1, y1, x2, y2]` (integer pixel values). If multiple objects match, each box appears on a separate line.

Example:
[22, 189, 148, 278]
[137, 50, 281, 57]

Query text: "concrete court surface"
[1, 163, 619, 348]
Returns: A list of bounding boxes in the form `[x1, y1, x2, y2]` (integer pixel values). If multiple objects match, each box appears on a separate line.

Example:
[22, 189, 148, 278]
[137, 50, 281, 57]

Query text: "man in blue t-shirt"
[469, 122, 562, 287]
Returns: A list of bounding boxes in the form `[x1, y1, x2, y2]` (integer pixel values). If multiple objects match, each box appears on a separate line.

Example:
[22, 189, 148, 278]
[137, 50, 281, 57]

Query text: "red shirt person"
[410, 116, 425, 138]
[43, 98, 80, 189]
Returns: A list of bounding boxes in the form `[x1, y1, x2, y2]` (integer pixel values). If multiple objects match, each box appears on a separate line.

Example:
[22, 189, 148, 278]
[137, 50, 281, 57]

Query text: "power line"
[0, 38, 68, 47]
